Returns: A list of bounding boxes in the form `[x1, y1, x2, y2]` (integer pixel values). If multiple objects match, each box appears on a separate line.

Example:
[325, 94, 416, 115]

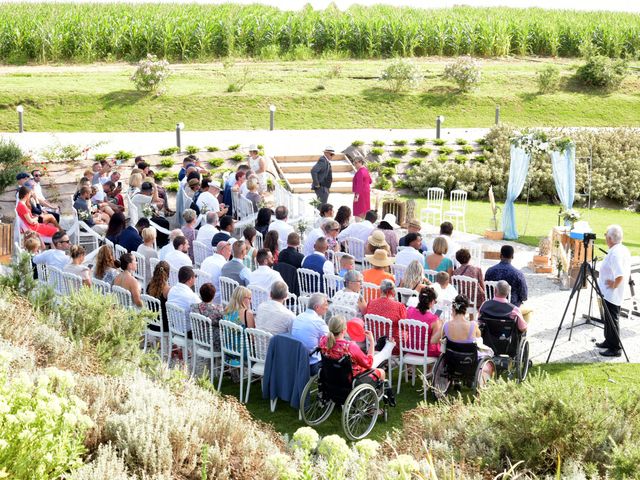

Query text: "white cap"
[324, 146, 335, 153]
[248, 144, 258, 151]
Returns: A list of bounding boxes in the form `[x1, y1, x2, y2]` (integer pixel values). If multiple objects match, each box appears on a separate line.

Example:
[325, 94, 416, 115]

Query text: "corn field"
[1, 3, 640, 63]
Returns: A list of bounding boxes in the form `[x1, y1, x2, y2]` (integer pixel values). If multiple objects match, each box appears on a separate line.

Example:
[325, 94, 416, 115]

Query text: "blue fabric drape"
[502, 145, 531, 240]
[551, 145, 576, 223]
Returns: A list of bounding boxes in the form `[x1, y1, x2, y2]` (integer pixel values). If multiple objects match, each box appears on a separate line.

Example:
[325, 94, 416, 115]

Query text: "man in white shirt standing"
[255, 281, 295, 335]
[597, 225, 632, 357]
[248, 249, 284, 291]
[200, 240, 231, 303]
[196, 212, 219, 246]
[337, 209, 377, 245]
[164, 236, 192, 269]
[167, 266, 200, 333]
[268, 205, 294, 252]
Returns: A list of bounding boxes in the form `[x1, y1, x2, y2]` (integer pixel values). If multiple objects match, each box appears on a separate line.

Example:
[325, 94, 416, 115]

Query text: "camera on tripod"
[583, 232, 596, 243]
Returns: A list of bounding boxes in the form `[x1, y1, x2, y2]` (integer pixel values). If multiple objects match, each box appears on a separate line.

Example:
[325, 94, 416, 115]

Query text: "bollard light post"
[176, 122, 184, 152]
[436, 115, 445, 139]
[269, 104, 276, 131]
[16, 105, 24, 133]
[495, 105, 500, 125]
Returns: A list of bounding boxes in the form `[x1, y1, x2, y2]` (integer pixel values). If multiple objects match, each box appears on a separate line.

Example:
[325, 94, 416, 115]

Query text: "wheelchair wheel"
[300, 375, 335, 426]
[517, 338, 530, 382]
[430, 355, 450, 401]
[342, 383, 379, 441]
[472, 357, 496, 395]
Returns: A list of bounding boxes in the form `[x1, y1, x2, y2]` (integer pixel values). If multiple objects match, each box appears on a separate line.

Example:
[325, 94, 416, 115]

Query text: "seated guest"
[190, 283, 224, 351]
[453, 248, 485, 307]
[375, 213, 400, 256]
[400, 260, 430, 307]
[399, 219, 428, 252]
[406, 286, 442, 357]
[263, 230, 280, 264]
[323, 220, 341, 256]
[268, 206, 294, 251]
[338, 254, 355, 278]
[92, 245, 119, 285]
[16, 186, 58, 240]
[303, 219, 330, 257]
[147, 260, 171, 333]
[211, 215, 235, 248]
[314, 203, 334, 228]
[365, 279, 407, 355]
[25, 180, 59, 228]
[302, 237, 335, 288]
[478, 280, 527, 333]
[278, 232, 304, 269]
[363, 249, 395, 286]
[255, 281, 296, 335]
[137, 227, 158, 285]
[334, 205, 352, 232]
[223, 285, 255, 328]
[103, 181, 125, 214]
[425, 237, 453, 276]
[255, 207, 273, 237]
[118, 217, 150, 253]
[32, 231, 70, 270]
[242, 226, 258, 271]
[200, 240, 231, 303]
[244, 177, 261, 212]
[291, 293, 329, 375]
[181, 208, 198, 262]
[168, 266, 200, 333]
[164, 236, 192, 269]
[64, 245, 91, 287]
[337, 209, 376, 245]
[432, 271, 458, 303]
[178, 155, 196, 181]
[30, 168, 60, 220]
[395, 233, 426, 268]
[427, 221, 459, 260]
[89, 184, 114, 218]
[331, 269, 367, 315]
[105, 212, 126, 245]
[248, 248, 284, 291]
[159, 229, 183, 261]
[365, 230, 391, 256]
[484, 245, 528, 308]
[196, 211, 219, 246]
[220, 240, 251, 286]
[196, 179, 227, 216]
[113, 253, 143, 308]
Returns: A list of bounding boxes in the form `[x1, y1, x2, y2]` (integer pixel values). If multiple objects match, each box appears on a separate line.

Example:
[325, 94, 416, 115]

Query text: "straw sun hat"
[367, 230, 388, 248]
[365, 249, 395, 267]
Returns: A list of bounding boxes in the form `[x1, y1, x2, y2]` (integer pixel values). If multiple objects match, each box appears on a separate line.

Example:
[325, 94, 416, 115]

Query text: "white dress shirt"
[248, 265, 284, 291]
[268, 219, 294, 251]
[158, 243, 174, 261]
[32, 249, 70, 270]
[164, 249, 192, 269]
[432, 283, 458, 303]
[255, 300, 295, 335]
[598, 242, 631, 306]
[303, 227, 324, 257]
[167, 282, 200, 331]
[395, 246, 426, 267]
[291, 309, 329, 365]
[196, 191, 220, 213]
[200, 253, 227, 302]
[337, 220, 374, 245]
[196, 224, 218, 246]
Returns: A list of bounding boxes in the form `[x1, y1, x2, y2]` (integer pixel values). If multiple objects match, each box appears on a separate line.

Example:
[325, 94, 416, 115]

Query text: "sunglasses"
[33, 174, 41, 177]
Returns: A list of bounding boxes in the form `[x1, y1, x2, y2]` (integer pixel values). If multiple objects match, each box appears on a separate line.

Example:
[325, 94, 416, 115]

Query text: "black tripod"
[546, 237, 629, 363]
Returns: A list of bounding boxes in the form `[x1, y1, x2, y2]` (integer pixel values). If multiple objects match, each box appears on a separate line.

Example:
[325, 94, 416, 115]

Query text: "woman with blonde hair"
[425, 236, 453, 276]
[319, 315, 385, 381]
[137, 226, 158, 284]
[400, 260, 430, 307]
[128, 172, 143, 196]
[181, 208, 197, 262]
[244, 177, 261, 212]
[64, 244, 91, 287]
[223, 286, 255, 328]
[92, 244, 120, 284]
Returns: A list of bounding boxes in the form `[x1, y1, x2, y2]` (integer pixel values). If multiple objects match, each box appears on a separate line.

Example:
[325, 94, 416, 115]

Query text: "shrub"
[439, 146, 454, 155]
[474, 154, 487, 163]
[0, 253, 56, 316]
[443, 56, 481, 92]
[414, 138, 427, 146]
[392, 139, 408, 146]
[384, 158, 400, 167]
[437, 154, 449, 163]
[433, 138, 446, 146]
[392, 147, 409, 156]
[153, 171, 170, 181]
[114, 150, 133, 161]
[185, 145, 198, 154]
[351, 140, 364, 147]
[379, 166, 395, 177]
[380, 59, 422, 92]
[206, 146, 219, 152]
[209, 158, 224, 168]
[415, 147, 432, 157]
[455, 154, 468, 164]
[229, 153, 244, 162]
[159, 146, 179, 156]
[130, 53, 169, 94]
[165, 182, 179, 192]
[394, 179, 408, 189]
[94, 153, 109, 161]
[228, 144, 240, 150]
[223, 60, 254, 93]
[367, 162, 380, 172]
[374, 177, 391, 190]
[455, 138, 468, 145]
[0, 139, 25, 194]
[370, 147, 385, 156]
[159, 158, 174, 168]
[372, 140, 385, 147]
[576, 55, 627, 90]
[537, 64, 561, 93]
[461, 145, 474, 154]
[408, 158, 423, 167]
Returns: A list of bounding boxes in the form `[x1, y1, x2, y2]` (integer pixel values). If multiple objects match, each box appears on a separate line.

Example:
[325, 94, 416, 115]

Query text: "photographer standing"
[597, 225, 631, 357]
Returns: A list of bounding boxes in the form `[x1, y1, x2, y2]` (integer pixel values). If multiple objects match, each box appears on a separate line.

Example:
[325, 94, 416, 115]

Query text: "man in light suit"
[311, 146, 334, 204]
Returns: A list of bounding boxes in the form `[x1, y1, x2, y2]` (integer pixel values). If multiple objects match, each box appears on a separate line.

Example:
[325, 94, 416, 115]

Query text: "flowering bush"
[0, 351, 92, 479]
[380, 59, 422, 93]
[443, 56, 481, 92]
[131, 53, 170, 94]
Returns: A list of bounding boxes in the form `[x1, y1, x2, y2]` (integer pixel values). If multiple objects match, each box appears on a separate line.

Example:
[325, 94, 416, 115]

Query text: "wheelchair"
[299, 353, 394, 441]
[479, 314, 531, 382]
[430, 339, 496, 400]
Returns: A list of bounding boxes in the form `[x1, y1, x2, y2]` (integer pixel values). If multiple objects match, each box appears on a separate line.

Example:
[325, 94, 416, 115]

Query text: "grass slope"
[1, 58, 639, 132]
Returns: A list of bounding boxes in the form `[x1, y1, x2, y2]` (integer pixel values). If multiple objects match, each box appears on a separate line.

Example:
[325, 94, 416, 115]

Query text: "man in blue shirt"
[118, 218, 150, 252]
[484, 245, 528, 307]
[291, 293, 330, 375]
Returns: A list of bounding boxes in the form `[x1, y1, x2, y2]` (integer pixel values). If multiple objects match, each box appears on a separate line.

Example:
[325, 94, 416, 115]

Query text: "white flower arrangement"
[562, 208, 581, 225]
[141, 204, 154, 219]
[77, 209, 91, 222]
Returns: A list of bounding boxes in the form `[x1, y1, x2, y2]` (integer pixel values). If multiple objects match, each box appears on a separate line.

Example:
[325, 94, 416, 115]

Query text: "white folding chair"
[424, 268, 438, 284]
[112, 285, 133, 309]
[254, 230, 264, 250]
[396, 287, 418, 305]
[104, 238, 117, 259]
[323, 273, 345, 300]
[443, 189, 467, 233]
[297, 268, 321, 296]
[193, 240, 212, 268]
[218, 319, 245, 401]
[91, 277, 111, 295]
[391, 264, 407, 286]
[131, 251, 147, 292]
[451, 275, 479, 319]
[361, 257, 372, 271]
[397, 319, 436, 399]
[248, 284, 270, 313]
[115, 244, 128, 261]
[332, 251, 346, 274]
[420, 187, 445, 226]
[167, 302, 191, 367]
[149, 257, 161, 277]
[244, 328, 273, 403]
[485, 280, 498, 301]
[168, 265, 179, 287]
[70, 207, 102, 253]
[141, 294, 168, 361]
[297, 295, 311, 314]
[344, 237, 366, 266]
[284, 292, 298, 315]
[63, 271, 84, 294]
[219, 276, 239, 307]
[364, 313, 395, 380]
[194, 269, 212, 293]
[48, 266, 66, 296]
[190, 312, 222, 382]
[361, 281, 379, 303]
[35, 263, 49, 285]
[328, 303, 357, 320]
[459, 242, 483, 267]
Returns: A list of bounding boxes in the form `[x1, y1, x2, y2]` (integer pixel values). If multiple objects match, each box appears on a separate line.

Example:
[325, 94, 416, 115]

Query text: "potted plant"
[484, 185, 504, 240]
[534, 237, 552, 266]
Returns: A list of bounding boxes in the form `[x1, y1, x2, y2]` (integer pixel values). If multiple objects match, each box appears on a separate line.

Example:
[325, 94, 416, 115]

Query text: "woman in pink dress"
[16, 186, 58, 240]
[352, 158, 371, 219]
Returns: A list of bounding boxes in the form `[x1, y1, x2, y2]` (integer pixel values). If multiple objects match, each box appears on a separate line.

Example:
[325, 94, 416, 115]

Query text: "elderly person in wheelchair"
[477, 280, 530, 382]
[300, 315, 395, 441]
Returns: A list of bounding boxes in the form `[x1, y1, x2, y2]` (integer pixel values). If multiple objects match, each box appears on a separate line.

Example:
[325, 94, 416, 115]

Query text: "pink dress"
[406, 307, 441, 357]
[352, 166, 371, 217]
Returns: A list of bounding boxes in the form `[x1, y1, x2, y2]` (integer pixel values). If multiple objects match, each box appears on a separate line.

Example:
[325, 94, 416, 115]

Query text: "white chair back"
[91, 277, 111, 295]
[191, 312, 214, 352]
[331, 251, 346, 274]
[104, 239, 116, 259]
[194, 269, 212, 293]
[36, 263, 49, 284]
[451, 275, 478, 315]
[459, 242, 483, 267]
[297, 268, 321, 296]
[323, 273, 345, 300]
[141, 294, 163, 331]
[444, 189, 468, 232]
[63, 271, 84, 294]
[193, 240, 212, 268]
[420, 187, 445, 225]
[219, 319, 244, 360]
[48, 266, 66, 295]
[254, 230, 264, 250]
[248, 284, 270, 313]
[328, 303, 357, 319]
[131, 251, 147, 290]
[142, 293, 167, 360]
[396, 287, 418, 305]
[115, 244, 128, 262]
[284, 292, 298, 314]
[344, 237, 365, 263]
[149, 257, 161, 277]
[485, 280, 499, 301]
[219, 276, 239, 307]
[364, 313, 393, 342]
[361, 281, 379, 303]
[245, 328, 272, 366]
[424, 268, 438, 284]
[398, 318, 429, 356]
[112, 285, 133, 309]
[168, 265, 179, 287]
[391, 264, 407, 286]
[297, 295, 311, 313]
[126, 195, 139, 226]
[167, 302, 188, 335]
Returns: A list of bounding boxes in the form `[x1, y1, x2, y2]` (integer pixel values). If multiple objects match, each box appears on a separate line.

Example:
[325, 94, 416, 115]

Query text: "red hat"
[346, 318, 366, 342]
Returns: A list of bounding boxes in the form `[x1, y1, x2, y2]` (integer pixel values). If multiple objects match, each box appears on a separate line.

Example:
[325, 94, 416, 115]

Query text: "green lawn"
[1, 58, 640, 132]
[218, 362, 640, 442]
[403, 196, 640, 256]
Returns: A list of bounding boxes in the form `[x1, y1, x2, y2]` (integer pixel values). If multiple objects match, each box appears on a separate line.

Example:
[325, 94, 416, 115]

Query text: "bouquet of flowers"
[200, 204, 209, 215]
[77, 210, 91, 222]
[141, 204, 154, 219]
[297, 220, 310, 239]
[561, 208, 580, 227]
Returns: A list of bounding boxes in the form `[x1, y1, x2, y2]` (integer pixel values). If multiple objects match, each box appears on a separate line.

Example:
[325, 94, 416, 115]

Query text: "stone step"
[291, 182, 353, 194]
[286, 172, 354, 184]
[279, 161, 354, 173]
[274, 154, 348, 163]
